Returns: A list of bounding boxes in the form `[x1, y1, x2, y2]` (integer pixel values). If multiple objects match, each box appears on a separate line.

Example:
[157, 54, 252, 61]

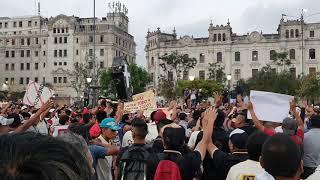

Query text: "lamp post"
[227, 74, 232, 89]
[189, 75, 195, 81]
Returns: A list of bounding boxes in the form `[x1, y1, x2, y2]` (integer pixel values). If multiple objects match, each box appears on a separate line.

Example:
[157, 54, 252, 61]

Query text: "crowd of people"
[0, 93, 320, 180]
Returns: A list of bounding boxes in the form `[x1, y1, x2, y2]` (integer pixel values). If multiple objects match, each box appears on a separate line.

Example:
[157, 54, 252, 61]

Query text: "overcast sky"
[1, 0, 320, 67]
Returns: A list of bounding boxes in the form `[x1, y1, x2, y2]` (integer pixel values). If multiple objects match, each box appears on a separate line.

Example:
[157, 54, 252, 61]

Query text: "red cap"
[82, 107, 89, 115]
[154, 110, 167, 124]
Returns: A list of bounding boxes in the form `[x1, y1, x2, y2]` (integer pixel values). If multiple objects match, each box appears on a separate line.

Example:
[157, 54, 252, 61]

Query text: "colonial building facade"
[146, 17, 320, 88]
[0, 12, 136, 97]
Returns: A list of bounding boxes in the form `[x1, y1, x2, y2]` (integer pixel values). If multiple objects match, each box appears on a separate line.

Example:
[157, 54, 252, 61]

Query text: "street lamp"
[86, 78, 92, 83]
[189, 75, 195, 81]
[227, 74, 232, 89]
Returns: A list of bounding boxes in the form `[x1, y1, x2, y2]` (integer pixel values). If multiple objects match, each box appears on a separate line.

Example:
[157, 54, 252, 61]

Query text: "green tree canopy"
[177, 79, 223, 98]
[246, 65, 299, 96]
[159, 51, 197, 80]
[298, 73, 320, 102]
[100, 64, 152, 98]
[208, 62, 226, 84]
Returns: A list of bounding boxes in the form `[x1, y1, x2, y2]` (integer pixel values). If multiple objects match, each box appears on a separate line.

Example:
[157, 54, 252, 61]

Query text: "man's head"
[232, 113, 246, 128]
[96, 110, 107, 123]
[100, 118, 120, 140]
[260, 133, 303, 179]
[59, 115, 70, 125]
[161, 123, 185, 151]
[281, 117, 298, 136]
[82, 113, 92, 124]
[228, 128, 249, 153]
[0, 132, 91, 179]
[309, 114, 320, 128]
[179, 112, 187, 122]
[246, 131, 269, 161]
[215, 109, 226, 128]
[131, 118, 148, 141]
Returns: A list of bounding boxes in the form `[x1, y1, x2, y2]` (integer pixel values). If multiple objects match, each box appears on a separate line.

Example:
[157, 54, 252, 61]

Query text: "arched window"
[235, 52, 240, 62]
[217, 52, 222, 62]
[290, 29, 294, 38]
[289, 49, 295, 60]
[309, 49, 316, 59]
[213, 34, 217, 42]
[222, 33, 226, 41]
[270, 50, 277, 60]
[285, 30, 289, 38]
[218, 34, 221, 41]
[295, 29, 299, 38]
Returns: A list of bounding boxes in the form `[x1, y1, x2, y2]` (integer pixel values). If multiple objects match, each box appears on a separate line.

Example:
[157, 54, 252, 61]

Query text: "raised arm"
[195, 107, 217, 160]
[290, 101, 304, 130]
[247, 102, 265, 131]
[15, 100, 53, 133]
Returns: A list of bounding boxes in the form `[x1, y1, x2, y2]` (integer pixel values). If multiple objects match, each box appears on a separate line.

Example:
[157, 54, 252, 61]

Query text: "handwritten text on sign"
[124, 90, 156, 112]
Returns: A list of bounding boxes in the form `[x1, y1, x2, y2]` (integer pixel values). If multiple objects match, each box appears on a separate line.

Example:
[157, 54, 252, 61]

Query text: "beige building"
[0, 12, 136, 98]
[146, 17, 320, 88]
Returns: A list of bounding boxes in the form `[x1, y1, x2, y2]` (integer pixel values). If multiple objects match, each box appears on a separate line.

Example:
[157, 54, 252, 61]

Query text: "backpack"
[118, 145, 150, 180]
[154, 150, 183, 180]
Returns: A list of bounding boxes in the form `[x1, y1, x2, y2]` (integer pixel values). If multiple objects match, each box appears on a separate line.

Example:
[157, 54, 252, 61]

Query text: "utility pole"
[301, 9, 305, 75]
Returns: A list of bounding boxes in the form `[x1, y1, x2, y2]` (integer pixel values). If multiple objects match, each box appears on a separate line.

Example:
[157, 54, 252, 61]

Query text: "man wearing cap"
[96, 118, 121, 180]
[247, 101, 304, 145]
[302, 115, 320, 179]
[206, 128, 249, 180]
[231, 112, 255, 136]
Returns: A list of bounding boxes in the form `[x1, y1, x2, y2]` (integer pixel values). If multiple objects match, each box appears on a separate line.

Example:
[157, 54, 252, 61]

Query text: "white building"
[146, 17, 320, 88]
[0, 11, 136, 98]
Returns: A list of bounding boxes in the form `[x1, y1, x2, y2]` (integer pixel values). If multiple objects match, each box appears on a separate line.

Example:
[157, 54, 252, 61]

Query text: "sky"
[1, 0, 320, 67]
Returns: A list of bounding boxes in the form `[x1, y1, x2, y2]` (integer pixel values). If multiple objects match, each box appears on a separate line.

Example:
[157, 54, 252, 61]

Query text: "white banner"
[247, 90, 293, 123]
[23, 81, 54, 108]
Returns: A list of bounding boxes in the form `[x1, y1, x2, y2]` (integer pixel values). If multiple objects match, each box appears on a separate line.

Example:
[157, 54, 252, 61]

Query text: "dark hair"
[95, 110, 106, 123]
[156, 119, 172, 133]
[261, 133, 302, 178]
[163, 127, 186, 151]
[21, 112, 31, 119]
[179, 113, 187, 121]
[150, 111, 157, 122]
[309, 115, 320, 128]
[7, 113, 22, 128]
[65, 109, 72, 116]
[246, 131, 269, 161]
[131, 118, 148, 139]
[100, 100, 107, 107]
[68, 123, 90, 142]
[0, 132, 91, 180]
[59, 115, 70, 125]
[121, 114, 130, 124]
[82, 113, 92, 124]
[70, 118, 79, 124]
[214, 109, 225, 127]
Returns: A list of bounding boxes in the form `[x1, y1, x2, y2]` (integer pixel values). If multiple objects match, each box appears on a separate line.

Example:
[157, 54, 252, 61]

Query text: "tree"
[68, 63, 90, 97]
[128, 64, 152, 94]
[177, 79, 223, 98]
[100, 64, 152, 98]
[208, 62, 226, 84]
[158, 75, 176, 100]
[246, 65, 299, 95]
[159, 51, 197, 80]
[298, 73, 320, 103]
[272, 51, 291, 72]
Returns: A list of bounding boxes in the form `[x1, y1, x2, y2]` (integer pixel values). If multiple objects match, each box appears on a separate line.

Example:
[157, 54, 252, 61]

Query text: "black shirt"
[202, 149, 249, 180]
[146, 150, 202, 180]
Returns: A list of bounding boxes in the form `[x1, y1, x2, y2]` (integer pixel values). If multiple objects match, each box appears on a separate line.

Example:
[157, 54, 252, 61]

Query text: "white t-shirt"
[187, 130, 201, 150]
[96, 135, 113, 180]
[255, 171, 275, 180]
[121, 122, 158, 147]
[36, 120, 48, 135]
[52, 125, 69, 137]
[226, 159, 264, 180]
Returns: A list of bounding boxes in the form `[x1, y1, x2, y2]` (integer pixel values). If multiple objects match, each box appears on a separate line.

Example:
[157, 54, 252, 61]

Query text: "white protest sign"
[124, 90, 157, 113]
[247, 90, 293, 123]
[23, 81, 55, 108]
